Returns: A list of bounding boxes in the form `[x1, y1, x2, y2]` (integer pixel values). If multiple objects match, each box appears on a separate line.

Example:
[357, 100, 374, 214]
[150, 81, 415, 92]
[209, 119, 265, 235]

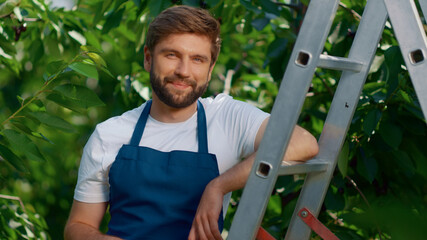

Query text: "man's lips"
[165, 77, 196, 89]
[170, 81, 191, 89]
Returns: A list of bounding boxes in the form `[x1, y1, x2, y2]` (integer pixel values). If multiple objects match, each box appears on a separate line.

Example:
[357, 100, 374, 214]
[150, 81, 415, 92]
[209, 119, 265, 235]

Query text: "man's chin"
[157, 95, 194, 108]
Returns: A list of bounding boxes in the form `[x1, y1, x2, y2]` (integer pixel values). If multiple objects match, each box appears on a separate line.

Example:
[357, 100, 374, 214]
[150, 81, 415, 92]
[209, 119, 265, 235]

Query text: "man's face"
[144, 33, 215, 108]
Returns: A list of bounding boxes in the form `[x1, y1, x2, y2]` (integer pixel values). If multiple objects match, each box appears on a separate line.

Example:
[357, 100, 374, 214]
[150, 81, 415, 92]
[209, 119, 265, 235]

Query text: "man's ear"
[207, 61, 216, 82]
[144, 46, 152, 72]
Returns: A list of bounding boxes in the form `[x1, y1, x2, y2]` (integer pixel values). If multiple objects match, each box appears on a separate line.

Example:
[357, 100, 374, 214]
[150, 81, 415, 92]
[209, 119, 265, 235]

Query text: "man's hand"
[188, 180, 224, 240]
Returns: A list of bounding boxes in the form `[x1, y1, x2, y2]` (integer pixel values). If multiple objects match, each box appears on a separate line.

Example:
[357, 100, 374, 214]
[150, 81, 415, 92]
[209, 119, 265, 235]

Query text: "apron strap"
[129, 100, 152, 146]
[197, 100, 209, 154]
[129, 100, 209, 154]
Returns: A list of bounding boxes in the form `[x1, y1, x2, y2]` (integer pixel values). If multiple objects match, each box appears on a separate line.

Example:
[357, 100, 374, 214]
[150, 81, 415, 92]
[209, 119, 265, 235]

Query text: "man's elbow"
[298, 133, 319, 161]
[307, 136, 319, 159]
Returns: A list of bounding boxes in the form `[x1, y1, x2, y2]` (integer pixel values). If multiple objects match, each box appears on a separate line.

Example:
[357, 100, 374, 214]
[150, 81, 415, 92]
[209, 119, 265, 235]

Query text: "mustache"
[164, 76, 197, 88]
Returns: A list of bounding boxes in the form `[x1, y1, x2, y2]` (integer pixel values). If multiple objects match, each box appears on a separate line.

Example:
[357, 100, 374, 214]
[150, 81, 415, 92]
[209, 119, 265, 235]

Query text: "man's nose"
[174, 59, 190, 78]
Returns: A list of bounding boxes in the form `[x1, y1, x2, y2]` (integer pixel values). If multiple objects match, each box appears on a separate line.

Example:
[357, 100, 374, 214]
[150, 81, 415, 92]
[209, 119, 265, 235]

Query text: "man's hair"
[146, 5, 221, 65]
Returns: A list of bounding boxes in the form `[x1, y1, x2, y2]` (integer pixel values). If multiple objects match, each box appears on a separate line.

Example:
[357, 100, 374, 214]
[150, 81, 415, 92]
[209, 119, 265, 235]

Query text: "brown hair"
[146, 5, 221, 65]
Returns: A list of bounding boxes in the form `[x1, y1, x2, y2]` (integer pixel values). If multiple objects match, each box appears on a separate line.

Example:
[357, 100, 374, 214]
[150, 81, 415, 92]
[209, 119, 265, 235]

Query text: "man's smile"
[165, 77, 197, 90]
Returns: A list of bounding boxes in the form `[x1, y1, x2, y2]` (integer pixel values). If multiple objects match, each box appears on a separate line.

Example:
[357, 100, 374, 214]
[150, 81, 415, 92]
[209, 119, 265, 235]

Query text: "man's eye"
[166, 53, 176, 57]
[193, 57, 203, 63]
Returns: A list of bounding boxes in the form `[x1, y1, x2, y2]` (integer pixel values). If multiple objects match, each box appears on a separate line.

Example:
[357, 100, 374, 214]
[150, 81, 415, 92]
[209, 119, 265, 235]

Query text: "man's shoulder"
[94, 103, 146, 138]
[201, 93, 265, 115]
[200, 93, 232, 105]
[200, 93, 243, 111]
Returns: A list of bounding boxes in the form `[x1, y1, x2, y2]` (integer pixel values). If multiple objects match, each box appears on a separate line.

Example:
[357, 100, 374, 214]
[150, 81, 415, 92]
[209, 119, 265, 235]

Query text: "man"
[64, 5, 319, 240]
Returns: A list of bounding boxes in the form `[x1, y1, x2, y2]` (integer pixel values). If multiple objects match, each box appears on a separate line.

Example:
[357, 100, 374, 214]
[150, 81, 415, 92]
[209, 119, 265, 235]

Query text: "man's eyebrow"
[158, 48, 179, 54]
[158, 48, 210, 61]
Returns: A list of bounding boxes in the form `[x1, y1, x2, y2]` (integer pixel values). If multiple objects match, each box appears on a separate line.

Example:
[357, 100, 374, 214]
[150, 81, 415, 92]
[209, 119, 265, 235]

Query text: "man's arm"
[64, 200, 121, 240]
[188, 117, 319, 240]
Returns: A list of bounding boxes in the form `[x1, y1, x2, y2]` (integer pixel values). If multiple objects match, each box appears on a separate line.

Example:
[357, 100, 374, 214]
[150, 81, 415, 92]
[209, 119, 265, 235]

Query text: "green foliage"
[0, 0, 426, 239]
[0, 196, 49, 239]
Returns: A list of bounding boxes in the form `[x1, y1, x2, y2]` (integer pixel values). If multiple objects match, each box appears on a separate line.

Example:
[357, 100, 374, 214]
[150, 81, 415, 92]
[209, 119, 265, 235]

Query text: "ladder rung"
[317, 54, 363, 72]
[278, 161, 329, 176]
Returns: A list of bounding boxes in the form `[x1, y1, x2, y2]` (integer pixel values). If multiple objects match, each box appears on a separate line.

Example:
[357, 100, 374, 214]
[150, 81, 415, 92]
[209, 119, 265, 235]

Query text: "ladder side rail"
[383, 0, 427, 120]
[227, 0, 341, 239]
[285, 0, 389, 239]
[417, 0, 427, 25]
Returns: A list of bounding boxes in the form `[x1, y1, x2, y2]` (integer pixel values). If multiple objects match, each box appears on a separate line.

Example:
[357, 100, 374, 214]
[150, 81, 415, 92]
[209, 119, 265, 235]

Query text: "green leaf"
[384, 46, 404, 97]
[31, 132, 54, 144]
[267, 38, 288, 59]
[205, 0, 220, 7]
[68, 62, 98, 80]
[80, 45, 102, 54]
[259, 0, 280, 17]
[252, 17, 270, 31]
[148, 0, 171, 18]
[26, 100, 46, 112]
[363, 109, 381, 136]
[46, 60, 65, 76]
[239, 0, 261, 14]
[363, 81, 386, 95]
[29, 111, 75, 133]
[68, 30, 87, 45]
[10, 120, 33, 135]
[102, 7, 125, 34]
[182, 0, 199, 7]
[132, 0, 141, 8]
[87, 52, 107, 68]
[0, 46, 13, 59]
[0, 0, 20, 18]
[100, 66, 114, 79]
[391, 150, 415, 177]
[357, 153, 377, 183]
[13, 6, 22, 22]
[2, 129, 45, 162]
[325, 186, 345, 211]
[93, 0, 111, 24]
[266, 195, 282, 216]
[379, 122, 403, 149]
[83, 32, 102, 51]
[46, 84, 105, 112]
[337, 140, 349, 177]
[243, 12, 254, 34]
[397, 89, 412, 104]
[403, 140, 427, 178]
[0, 144, 28, 173]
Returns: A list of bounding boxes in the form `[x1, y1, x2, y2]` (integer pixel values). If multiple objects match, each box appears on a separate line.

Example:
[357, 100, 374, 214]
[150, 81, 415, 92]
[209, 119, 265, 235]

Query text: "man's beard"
[150, 69, 209, 108]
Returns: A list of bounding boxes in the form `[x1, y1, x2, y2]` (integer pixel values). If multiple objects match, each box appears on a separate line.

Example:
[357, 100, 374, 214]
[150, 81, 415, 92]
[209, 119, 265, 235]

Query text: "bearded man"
[64, 5, 319, 240]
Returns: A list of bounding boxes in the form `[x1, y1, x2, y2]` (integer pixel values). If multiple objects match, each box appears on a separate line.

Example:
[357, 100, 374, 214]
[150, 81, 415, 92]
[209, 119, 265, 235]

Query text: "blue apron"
[107, 100, 223, 239]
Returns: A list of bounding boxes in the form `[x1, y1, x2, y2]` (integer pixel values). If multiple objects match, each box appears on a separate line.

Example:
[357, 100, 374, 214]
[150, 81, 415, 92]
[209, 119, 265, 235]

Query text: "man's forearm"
[64, 222, 121, 240]
[208, 152, 256, 194]
[209, 126, 319, 194]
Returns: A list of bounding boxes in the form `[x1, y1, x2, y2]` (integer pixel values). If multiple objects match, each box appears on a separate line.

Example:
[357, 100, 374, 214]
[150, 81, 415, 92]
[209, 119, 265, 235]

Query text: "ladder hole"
[296, 51, 311, 66]
[256, 162, 272, 178]
[409, 49, 424, 64]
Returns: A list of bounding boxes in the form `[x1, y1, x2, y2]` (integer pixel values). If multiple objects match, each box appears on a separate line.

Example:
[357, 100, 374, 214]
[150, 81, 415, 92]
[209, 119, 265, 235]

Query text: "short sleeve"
[213, 94, 269, 159]
[232, 100, 269, 158]
[73, 127, 110, 203]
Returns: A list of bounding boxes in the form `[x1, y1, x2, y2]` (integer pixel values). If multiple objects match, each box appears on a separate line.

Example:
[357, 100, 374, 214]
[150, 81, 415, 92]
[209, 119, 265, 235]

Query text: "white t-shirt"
[74, 94, 269, 213]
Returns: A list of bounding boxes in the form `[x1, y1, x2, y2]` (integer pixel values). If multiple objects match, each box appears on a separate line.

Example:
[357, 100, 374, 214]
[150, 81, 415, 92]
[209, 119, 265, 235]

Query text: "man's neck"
[149, 95, 198, 123]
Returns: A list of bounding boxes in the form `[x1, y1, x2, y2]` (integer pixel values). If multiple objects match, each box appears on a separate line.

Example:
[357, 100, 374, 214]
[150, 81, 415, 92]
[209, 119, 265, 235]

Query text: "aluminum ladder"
[227, 0, 427, 239]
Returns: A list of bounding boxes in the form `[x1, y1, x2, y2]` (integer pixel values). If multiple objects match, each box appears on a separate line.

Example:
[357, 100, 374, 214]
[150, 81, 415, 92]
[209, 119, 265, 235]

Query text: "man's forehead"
[154, 33, 212, 54]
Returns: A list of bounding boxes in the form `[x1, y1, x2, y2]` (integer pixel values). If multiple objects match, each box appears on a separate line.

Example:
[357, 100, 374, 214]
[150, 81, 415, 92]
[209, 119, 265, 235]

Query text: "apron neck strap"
[196, 100, 209, 154]
[129, 100, 152, 146]
[129, 100, 209, 153]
